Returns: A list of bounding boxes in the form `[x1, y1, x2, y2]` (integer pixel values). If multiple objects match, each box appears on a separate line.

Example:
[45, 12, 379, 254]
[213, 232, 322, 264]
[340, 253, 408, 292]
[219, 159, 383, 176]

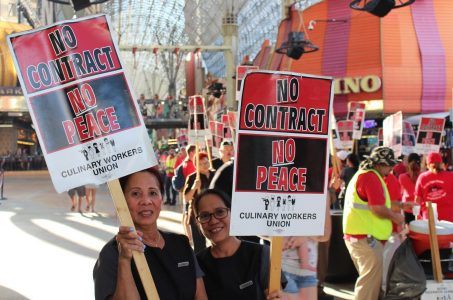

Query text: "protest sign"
[330, 113, 341, 150]
[209, 120, 224, 157]
[421, 281, 453, 299]
[236, 65, 259, 101]
[378, 128, 383, 146]
[177, 129, 188, 147]
[7, 15, 156, 193]
[188, 95, 209, 146]
[231, 71, 333, 236]
[383, 111, 403, 157]
[227, 110, 238, 128]
[8, 15, 159, 299]
[402, 121, 416, 155]
[222, 114, 233, 141]
[416, 118, 445, 155]
[347, 102, 366, 140]
[337, 120, 354, 150]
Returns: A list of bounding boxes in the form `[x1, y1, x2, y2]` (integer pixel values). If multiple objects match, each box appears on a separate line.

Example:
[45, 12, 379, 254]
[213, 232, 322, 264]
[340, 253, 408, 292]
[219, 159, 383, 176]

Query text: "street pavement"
[0, 171, 183, 300]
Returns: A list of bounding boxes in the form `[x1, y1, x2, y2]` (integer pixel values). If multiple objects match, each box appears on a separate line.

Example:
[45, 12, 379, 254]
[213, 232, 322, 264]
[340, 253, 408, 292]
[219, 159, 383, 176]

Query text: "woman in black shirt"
[193, 189, 283, 300]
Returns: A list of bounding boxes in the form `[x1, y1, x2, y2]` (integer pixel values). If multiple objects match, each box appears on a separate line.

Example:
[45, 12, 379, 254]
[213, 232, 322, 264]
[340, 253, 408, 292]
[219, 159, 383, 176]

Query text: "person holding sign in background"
[93, 167, 207, 300]
[211, 140, 234, 170]
[193, 189, 284, 300]
[183, 152, 215, 253]
[398, 153, 421, 223]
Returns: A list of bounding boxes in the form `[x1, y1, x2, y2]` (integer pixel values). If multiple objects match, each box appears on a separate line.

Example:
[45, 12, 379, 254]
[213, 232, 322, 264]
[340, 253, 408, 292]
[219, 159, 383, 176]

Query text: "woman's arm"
[194, 278, 208, 300]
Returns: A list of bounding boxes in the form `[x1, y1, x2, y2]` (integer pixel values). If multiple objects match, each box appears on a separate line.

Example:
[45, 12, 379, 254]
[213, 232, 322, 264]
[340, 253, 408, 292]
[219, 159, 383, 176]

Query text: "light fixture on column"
[276, 32, 318, 60]
[350, 0, 416, 18]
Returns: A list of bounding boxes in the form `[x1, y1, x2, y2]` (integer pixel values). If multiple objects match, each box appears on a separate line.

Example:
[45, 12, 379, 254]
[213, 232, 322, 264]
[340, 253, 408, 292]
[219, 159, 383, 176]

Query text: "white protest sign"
[188, 95, 210, 147]
[7, 15, 157, 192]
[421, 281, 453, 299]
[331, 113, 341, 149]
[416, 117, 446, 155]
[236, 65, 259, 101]
[402, 121, 416, 155]
[383, 111, 403, 157]
[347, 102, 366, 140]
[231, 71, 333, 236]
[337, 120, 354, 150]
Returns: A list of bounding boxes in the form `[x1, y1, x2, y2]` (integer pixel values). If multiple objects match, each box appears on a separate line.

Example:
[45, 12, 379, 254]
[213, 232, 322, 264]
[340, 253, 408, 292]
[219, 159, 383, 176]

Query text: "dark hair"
[407, 153, 421, 164]
[220, 140, 233, 147]
[198, 151, 209, 161]
[346, 153, 360, 169]
[186, 144, 196, 153]
[193, 189, 231, 214]
[119, 166, 164, 195]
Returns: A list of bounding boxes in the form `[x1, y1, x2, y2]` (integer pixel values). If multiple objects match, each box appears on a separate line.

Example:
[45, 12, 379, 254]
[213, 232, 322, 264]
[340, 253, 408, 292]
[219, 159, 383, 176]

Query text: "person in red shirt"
[343, 147, 405, 300]
[392, 158, 407, 179]
[174, 146, 187, 170]
[398, 153, 421, 223]
[415, 152, 453, 222]
[182, 145, 196, 179]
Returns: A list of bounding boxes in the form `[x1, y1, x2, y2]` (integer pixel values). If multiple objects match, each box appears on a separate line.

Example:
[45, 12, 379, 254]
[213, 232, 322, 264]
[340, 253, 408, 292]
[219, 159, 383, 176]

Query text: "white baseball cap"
[336, 150, 350, 161]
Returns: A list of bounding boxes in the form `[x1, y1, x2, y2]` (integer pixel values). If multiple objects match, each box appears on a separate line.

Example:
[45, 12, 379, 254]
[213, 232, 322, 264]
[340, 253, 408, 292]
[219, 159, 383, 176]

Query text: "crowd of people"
[1, 150, 46, 171]
[138, 94, 188, 120]
[332, 146, 453, 300]
[89, 134, 453, 300]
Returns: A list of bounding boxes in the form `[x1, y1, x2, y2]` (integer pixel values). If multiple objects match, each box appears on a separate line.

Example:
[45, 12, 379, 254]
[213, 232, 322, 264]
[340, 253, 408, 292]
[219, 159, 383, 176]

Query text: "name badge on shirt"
[239, 280, 253, 290]
[178, 261, 189, 268]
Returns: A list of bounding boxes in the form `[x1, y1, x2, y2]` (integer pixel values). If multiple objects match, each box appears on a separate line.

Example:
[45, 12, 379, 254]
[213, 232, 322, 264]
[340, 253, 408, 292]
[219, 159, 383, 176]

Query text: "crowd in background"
[138, 94, 189, 120]
[0, 149, 46, 171]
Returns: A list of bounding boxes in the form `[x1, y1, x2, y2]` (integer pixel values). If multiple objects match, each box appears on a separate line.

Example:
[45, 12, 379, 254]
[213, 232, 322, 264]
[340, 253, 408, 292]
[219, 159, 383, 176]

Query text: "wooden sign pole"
[329, 134, 340, 177]
[205, 136, 213, 170]
[108, 179, 160, 299]
[427, 201, 443, 283]
[268, 236, 283, 294]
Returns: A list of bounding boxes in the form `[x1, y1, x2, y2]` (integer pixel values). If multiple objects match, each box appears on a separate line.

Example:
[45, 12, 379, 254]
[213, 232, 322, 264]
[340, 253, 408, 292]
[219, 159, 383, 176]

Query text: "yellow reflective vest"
[166, 156, 176, 175]
[343, 169, 392, 240]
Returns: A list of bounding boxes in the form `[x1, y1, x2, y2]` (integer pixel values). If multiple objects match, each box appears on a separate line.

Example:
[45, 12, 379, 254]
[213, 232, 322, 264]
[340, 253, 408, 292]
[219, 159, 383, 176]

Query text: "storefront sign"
[231, 71, 333, 236]
[0, 87, 23, 96]
[334, 75, 381, 95]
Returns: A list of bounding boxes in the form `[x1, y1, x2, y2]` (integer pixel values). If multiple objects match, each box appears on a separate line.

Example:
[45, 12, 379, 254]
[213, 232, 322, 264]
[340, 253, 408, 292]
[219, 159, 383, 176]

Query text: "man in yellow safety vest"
[343, 146, 405, 300]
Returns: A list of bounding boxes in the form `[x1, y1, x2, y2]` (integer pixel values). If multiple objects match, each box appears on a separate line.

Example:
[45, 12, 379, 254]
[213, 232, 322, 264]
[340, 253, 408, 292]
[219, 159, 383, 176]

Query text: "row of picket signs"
[332, 109, 445, 157]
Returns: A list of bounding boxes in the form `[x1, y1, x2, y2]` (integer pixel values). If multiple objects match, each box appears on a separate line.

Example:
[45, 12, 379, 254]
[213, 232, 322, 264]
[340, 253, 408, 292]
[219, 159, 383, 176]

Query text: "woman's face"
[124, 171, 162, 229]
[197, 194, 230, 244]
[199, 157, 210, 173]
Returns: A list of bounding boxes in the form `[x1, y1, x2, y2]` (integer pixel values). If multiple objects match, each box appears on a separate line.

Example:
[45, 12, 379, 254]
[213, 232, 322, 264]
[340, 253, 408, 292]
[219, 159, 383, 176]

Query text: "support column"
[281, 0, 294, 19]
[222, 13, 238, 110]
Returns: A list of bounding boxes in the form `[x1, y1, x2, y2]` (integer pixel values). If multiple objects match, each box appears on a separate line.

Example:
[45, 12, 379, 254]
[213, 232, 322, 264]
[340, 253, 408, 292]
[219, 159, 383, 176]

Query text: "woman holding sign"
[193, 189, 284, 300]
[93, 167, 207, 300]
